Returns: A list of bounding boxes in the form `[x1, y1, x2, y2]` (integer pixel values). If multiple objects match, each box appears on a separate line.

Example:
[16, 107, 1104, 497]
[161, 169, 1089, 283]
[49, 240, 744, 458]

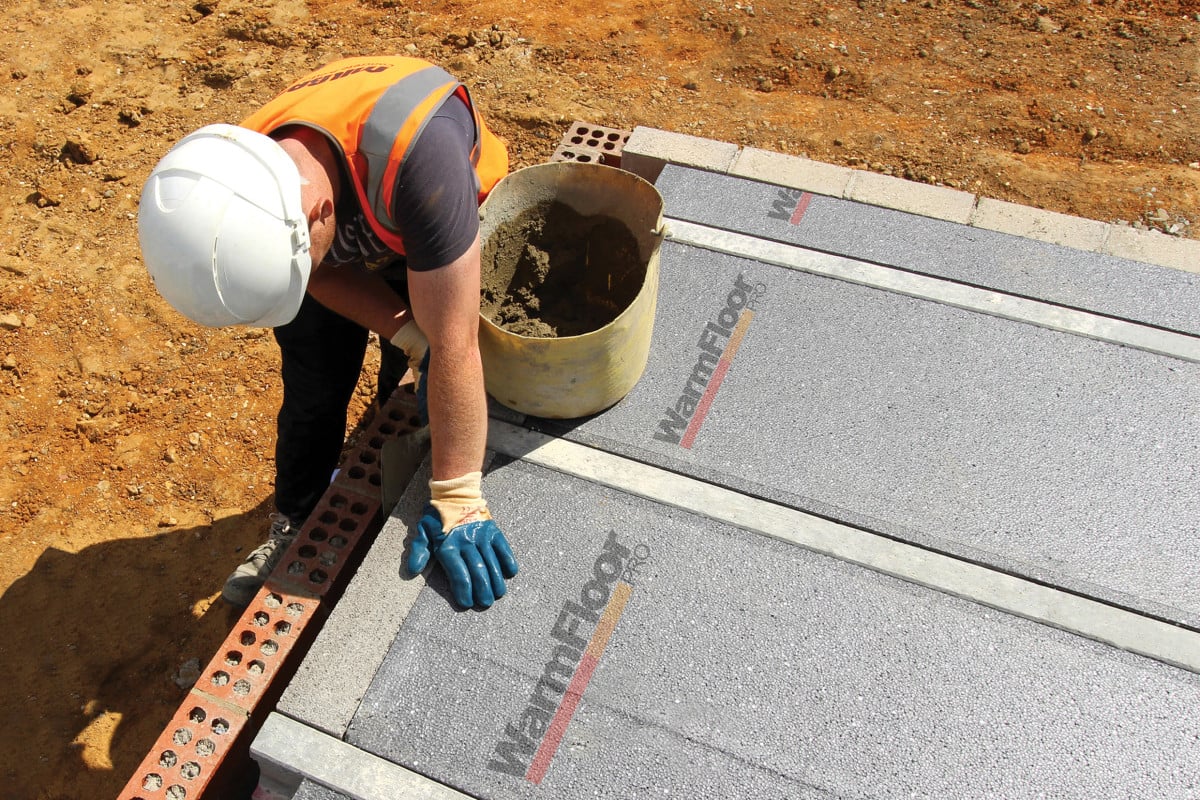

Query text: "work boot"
[221, 513, 301, 607]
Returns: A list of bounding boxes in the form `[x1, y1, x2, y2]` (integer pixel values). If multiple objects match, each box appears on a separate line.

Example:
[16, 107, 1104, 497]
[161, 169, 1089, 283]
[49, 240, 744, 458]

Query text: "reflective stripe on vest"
[240, 57, 508, 255]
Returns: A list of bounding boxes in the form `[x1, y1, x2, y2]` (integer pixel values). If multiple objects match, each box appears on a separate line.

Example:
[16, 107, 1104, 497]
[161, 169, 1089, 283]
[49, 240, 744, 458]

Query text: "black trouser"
[272, 277, 409, 522]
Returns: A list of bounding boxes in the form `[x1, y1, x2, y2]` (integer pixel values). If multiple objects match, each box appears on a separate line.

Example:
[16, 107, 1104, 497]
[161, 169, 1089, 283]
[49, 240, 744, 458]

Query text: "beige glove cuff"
[388, 320, 428, 361]
[429, 471, 491, 530]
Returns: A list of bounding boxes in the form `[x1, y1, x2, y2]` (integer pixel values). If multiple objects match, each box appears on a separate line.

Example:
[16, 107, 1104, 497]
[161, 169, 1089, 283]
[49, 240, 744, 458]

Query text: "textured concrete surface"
[541, 240, 1200, 625]
[346, 460, 1200, 799]
[655, 165, 1200, 335]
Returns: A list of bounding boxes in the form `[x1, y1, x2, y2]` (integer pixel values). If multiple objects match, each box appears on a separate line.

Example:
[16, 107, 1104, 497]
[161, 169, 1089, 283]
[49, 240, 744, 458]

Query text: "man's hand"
[405, 471, 519, 608]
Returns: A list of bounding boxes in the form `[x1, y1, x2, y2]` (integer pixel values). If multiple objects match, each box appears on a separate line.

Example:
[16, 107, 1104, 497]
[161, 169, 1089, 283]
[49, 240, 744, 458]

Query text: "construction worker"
[137, 56, 519, 610]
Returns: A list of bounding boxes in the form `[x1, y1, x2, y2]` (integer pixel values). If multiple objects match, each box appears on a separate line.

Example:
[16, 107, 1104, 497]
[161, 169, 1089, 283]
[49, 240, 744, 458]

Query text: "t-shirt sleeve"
[388, 96, 481, 272]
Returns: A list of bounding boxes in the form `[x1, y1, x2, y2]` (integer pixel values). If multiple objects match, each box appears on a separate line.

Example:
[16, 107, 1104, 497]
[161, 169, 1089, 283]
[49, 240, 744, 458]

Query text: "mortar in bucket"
[478, 162, 664, 418]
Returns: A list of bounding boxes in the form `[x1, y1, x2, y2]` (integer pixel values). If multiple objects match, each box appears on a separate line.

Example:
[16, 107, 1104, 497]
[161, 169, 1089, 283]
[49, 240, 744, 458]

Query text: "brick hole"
[274, 620, 292, 636]
[188, 707, 206, 724]
[143, 773, 164, 791]
[180, 761, 201, 780]
[388, 407, 406, 421]
[369, 436, 385, 449]
[607, 132, 622, 141]
[287, 560, 305, 576]
[591, 128, 604, 137]
[319, 551, 337, 567]
[329, 535, 348, 549]
[603, 142, 616, 150]
[233, 679, 251, 697]
[379, 422, 397, 435]
[408, 415, 421, 427]
[575, 125, 589, 134]
[319, 510, 336, 524]
[251, 612, 269, 627]
[580, 154, 595, 162]
[348, 466, 366, 479]
[261, 640, 279, 657]
[369, 473, 381, 487]
[159, 750, 178, 768]
[239, 631, 255, 647]
[357, 450, 377, 465]
[172, 728, 192, 746]
[195, 739, 216, 757]
[351, 501, 369, 515]
[587, 138, 600, 147]
[309, 527, 328, 543]
[309, 568, 329, 585]
[286, 602, 305, 618]
[166, 785, 186, 800]
[338, 518, 357, 532]
[212, 718, 230, 735]
[210, 671, 229, 687]
[298, 544, 318, 558]
[248, 660, 266, 676]
[570, 136, 583, 144]
[263, 593, 282, 610]
[329, 494, 348, 509]
[224, 650, 241, 667]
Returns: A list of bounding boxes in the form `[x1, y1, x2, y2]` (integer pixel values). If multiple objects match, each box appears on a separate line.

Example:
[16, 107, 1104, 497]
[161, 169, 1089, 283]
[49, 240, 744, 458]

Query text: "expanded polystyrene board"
[535, 241, 1200, 625]
[347, 457, 1200, 800]
[654, 164, 1200, 336]
[293, 779, 353, 800]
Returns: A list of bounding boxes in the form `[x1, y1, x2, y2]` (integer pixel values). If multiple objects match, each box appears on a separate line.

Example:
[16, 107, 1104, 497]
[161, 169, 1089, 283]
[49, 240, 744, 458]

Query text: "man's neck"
[276, 126, 340, 206]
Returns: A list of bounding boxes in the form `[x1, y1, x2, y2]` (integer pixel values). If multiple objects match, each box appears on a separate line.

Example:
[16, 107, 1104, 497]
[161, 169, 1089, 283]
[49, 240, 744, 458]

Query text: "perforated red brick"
[193, 586, 322, 713]
[268, 490, 382, 598]
[121, 388, 417, 798]
[115, 694, 249, 800]
[551, 120, 631, 167]
[332, 389, 423, 499]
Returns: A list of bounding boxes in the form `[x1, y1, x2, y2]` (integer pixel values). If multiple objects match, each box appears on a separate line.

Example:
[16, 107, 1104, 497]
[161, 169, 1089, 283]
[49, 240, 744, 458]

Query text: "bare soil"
[0, 0, 1196, 797]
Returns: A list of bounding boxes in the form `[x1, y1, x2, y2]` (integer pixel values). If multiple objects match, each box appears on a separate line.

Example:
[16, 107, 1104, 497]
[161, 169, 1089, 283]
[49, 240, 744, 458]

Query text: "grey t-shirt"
[324, 95, 480, 274]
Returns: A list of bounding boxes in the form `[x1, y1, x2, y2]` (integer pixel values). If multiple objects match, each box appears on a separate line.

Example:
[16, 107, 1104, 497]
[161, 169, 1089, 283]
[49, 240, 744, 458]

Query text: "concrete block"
[972, 196, 1109, 251]
[253, 713, 472, 800]
[621, 126, 739, 184]
[729, 147, 854, 197]
[845, 169, 977, 223]
[1102, 224, 1200, 274]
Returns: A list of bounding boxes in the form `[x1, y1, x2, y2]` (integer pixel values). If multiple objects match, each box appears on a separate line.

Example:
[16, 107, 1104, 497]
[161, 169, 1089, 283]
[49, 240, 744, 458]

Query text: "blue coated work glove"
[406, 471, 519, 608]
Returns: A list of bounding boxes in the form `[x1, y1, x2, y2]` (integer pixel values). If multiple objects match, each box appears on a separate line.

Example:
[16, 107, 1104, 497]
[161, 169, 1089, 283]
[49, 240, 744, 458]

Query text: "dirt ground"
[0, 0, 1195, 797]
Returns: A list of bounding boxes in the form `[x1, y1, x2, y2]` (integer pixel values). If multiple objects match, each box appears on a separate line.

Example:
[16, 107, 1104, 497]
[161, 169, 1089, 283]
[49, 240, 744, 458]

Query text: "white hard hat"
[138, 123, 312, 328]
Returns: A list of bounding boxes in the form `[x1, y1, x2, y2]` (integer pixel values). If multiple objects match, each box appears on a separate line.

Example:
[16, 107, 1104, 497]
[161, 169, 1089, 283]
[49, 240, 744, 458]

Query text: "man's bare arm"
[304, 263, 414, 339]
[406, 233, 487, 481]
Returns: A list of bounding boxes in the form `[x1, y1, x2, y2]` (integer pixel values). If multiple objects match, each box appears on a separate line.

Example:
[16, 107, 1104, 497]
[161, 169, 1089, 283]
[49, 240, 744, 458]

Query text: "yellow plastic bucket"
[478, 162, 664, 418]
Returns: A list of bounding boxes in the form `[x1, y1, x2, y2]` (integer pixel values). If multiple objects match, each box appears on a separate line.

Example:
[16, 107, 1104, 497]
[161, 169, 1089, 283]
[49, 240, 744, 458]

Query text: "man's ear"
[308, 196, 334, 227]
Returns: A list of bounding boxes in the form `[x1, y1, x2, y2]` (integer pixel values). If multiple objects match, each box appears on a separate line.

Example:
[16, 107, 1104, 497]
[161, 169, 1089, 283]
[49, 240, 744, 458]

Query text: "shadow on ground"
[0, 499, 274, 800]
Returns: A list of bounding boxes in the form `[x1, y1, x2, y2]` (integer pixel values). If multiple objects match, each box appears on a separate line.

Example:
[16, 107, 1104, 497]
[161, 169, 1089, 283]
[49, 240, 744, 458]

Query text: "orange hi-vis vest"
[241, 56, 509, 256]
